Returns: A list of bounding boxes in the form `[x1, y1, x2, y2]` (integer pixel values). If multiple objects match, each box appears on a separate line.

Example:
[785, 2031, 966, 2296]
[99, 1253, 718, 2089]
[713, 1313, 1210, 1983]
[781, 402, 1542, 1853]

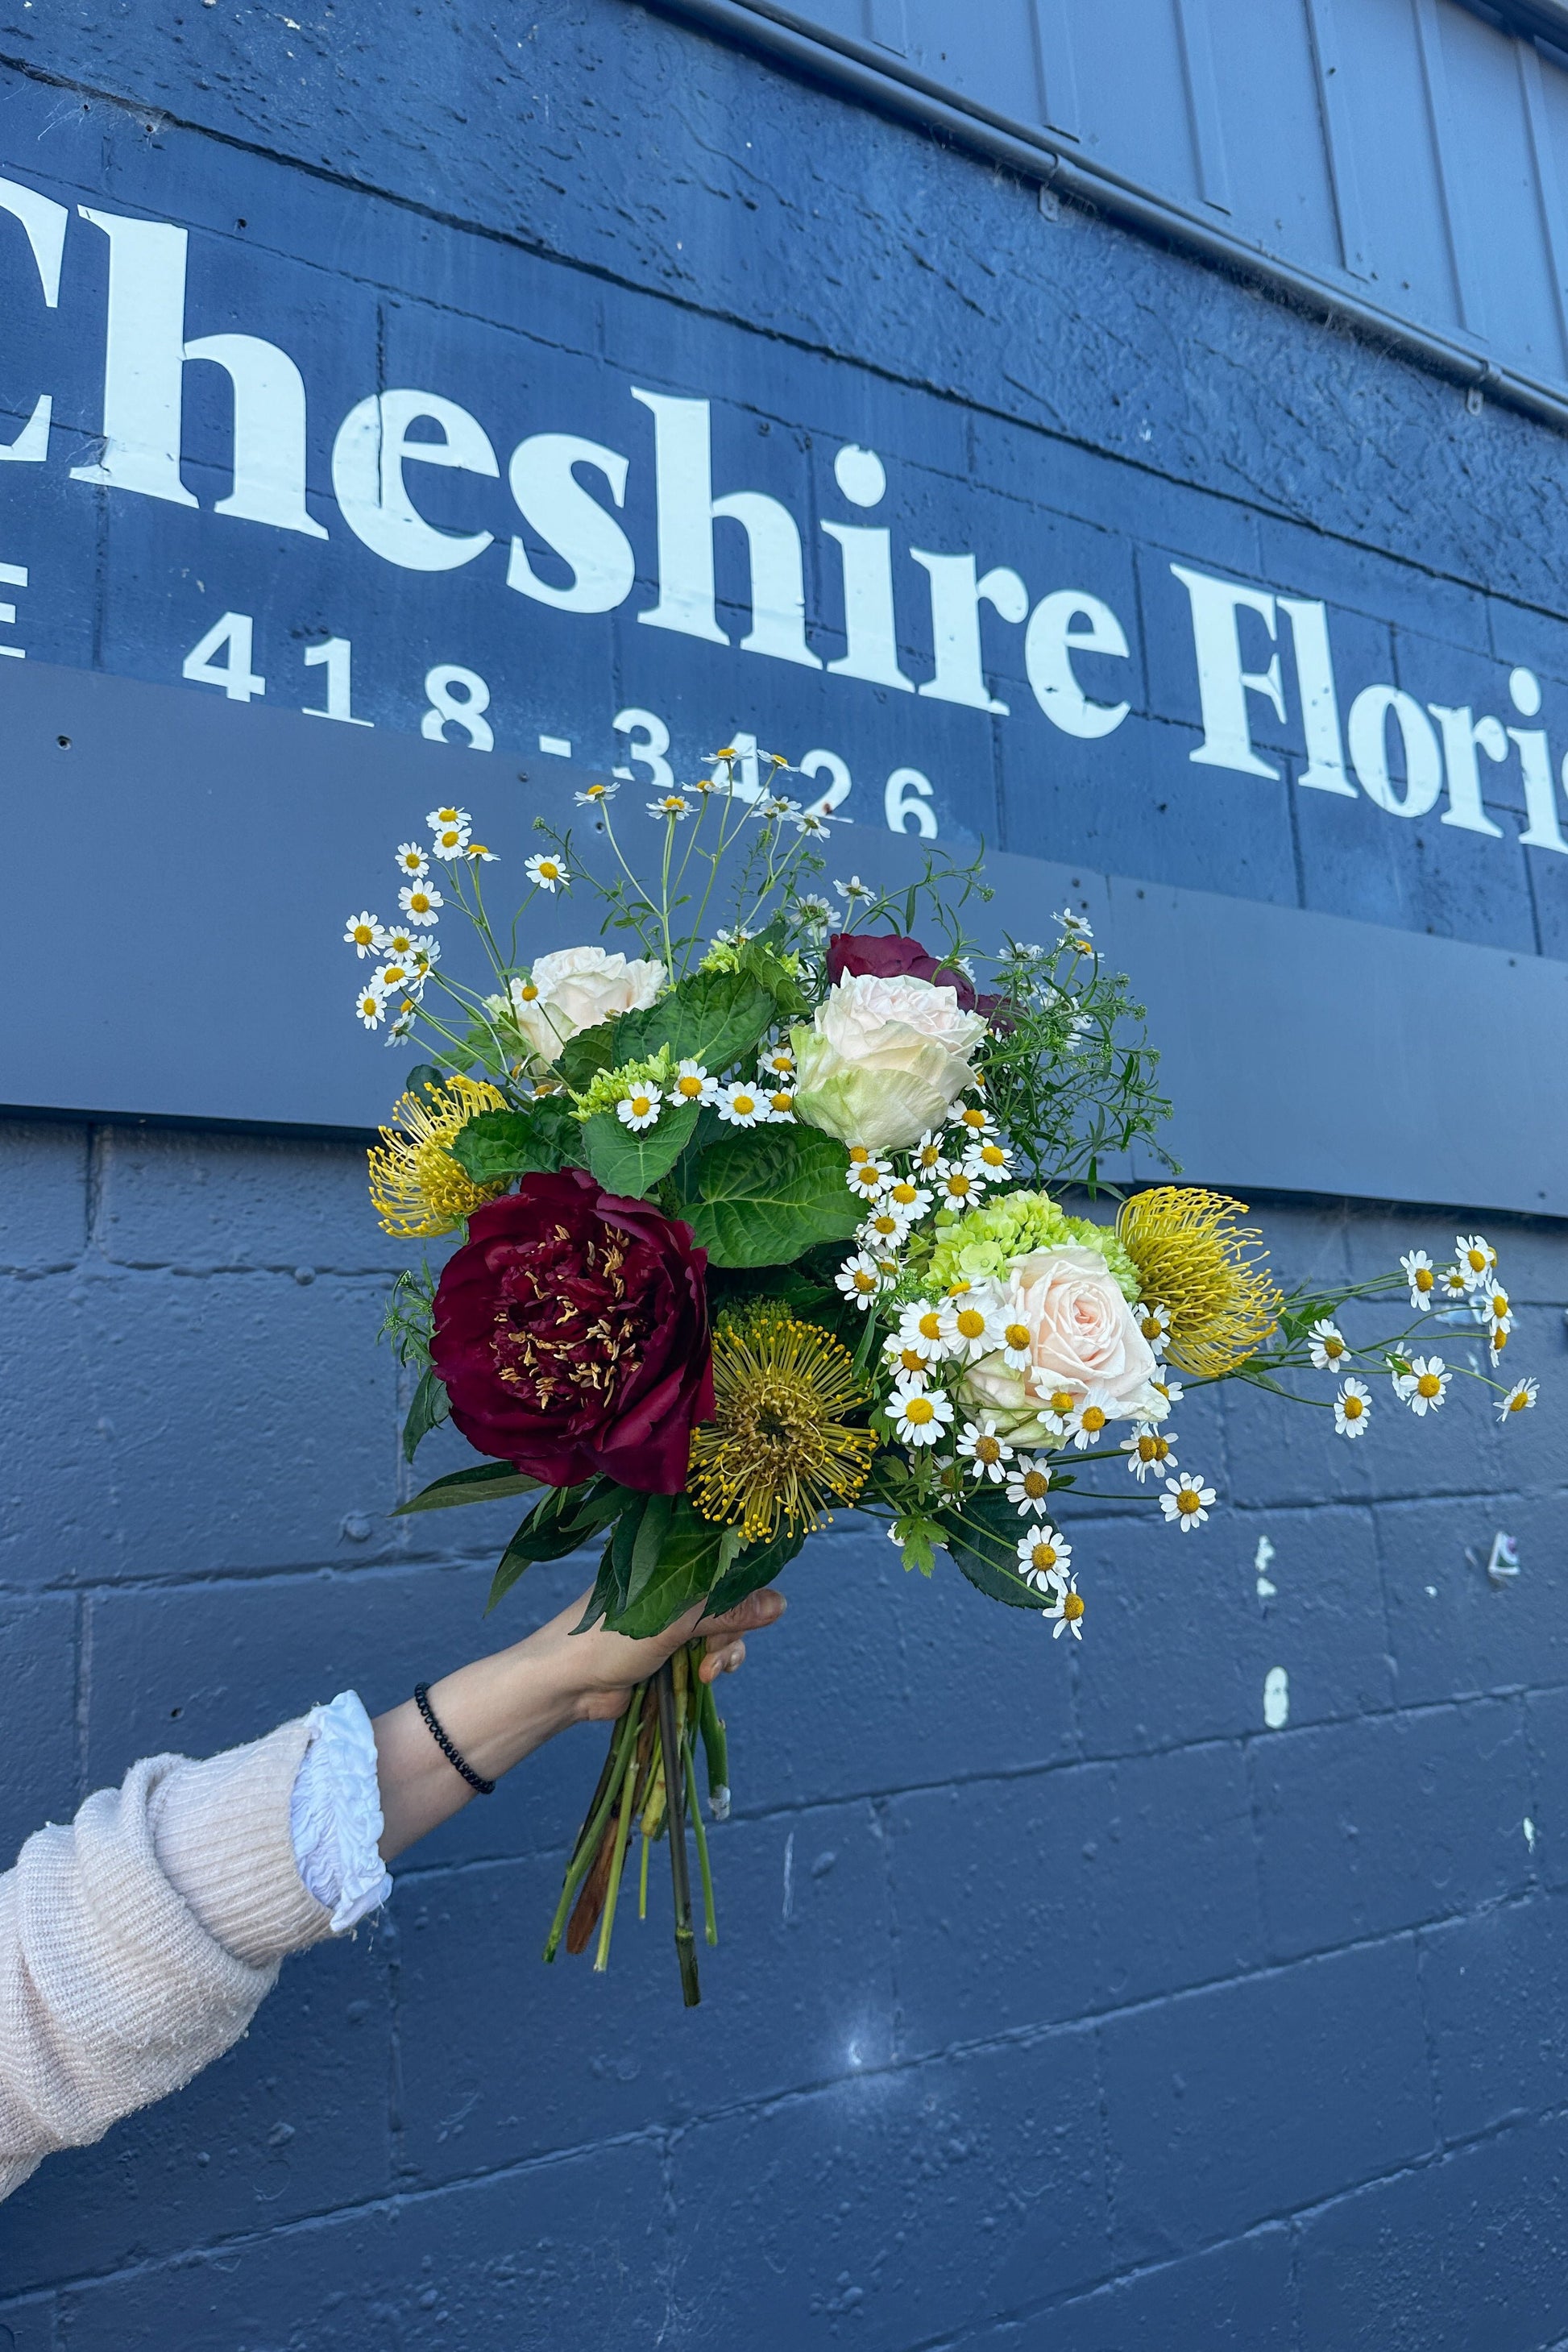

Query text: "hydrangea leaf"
[450, 1102, 573, 1183]
[581, 1100, 701, 1196]
[688, 1126, 863, 1267]
[614, 969, 778, 1079]
[940, 1491, 1053, 1612]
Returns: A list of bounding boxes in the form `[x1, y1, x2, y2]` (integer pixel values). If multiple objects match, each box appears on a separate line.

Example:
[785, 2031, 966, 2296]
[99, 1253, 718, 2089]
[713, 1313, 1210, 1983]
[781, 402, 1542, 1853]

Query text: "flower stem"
[593, 1736, 641, 1973]
[542, 1694, 641, 1962]
[656, 1658, 702, 2006]
[685, 1728, 719, 1948]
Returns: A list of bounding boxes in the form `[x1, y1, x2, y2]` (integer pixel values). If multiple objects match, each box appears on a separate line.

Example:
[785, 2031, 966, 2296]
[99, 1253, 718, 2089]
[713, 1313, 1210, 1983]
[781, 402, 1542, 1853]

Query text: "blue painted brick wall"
[3, 0, 1568, 2342]
[2, 1125, 1565, 2348]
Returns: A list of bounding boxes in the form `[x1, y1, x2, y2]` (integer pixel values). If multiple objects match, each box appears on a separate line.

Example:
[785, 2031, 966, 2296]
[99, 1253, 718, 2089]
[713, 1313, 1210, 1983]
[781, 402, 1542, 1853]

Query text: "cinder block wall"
[2, 1117, 1564, 2348]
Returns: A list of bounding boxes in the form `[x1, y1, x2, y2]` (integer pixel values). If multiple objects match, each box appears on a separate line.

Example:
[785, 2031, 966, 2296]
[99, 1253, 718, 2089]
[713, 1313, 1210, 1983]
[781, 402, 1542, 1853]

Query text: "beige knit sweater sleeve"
[0, 1719, 336, 2204]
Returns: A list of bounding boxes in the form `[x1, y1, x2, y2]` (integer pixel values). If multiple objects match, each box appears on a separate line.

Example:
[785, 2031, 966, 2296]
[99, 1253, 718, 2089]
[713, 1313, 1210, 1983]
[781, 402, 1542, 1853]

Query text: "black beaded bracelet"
[413, 1682, 496, 1795]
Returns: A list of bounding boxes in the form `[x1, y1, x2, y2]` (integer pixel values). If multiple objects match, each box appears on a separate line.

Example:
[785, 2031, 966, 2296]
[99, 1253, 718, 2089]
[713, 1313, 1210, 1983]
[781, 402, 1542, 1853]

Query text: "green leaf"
[557, 1020, 620, 1093]
[394, 1460, 542, 1515]
[624, 1491, 676, 1604]
[581, 1101, 699, 1196]
[687, 1126, 863, 1267]
[701, 1523, 804, 1620]
[485, 1482, 628, 1612]
[615, 969, 778, 1077]
[602, 1514, 724, 1639]
[940, 1492, 1049, 1612]
[450, 1104, 573, 1184]
[401, 1366, 450, 1464]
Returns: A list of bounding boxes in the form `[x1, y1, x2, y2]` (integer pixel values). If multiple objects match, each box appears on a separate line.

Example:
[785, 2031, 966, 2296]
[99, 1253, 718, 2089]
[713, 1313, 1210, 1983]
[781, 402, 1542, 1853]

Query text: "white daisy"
[394, 842, 429, 879]
[343, 911, 388, 958]
[1437, 1265, 1471, 1303]
[1016, 1526, 1071, 1591]
[717, 1081, 767, 1127]
[1149, 1372, 1184, 1414]
[1489, 1329, 1511, 1367]
[398, 877, 443, 926]
[1476, 1284, 1513, 1334]
[859, 1205, 911, 1251]
[835, 1251, 887, 1311]
[996, 1309, 1035, 1374]
[525, 852, 569, 894]
[428, 810, 472, 859]
[836, 874, 873, 903]
[946, 1294, 999, 1363]
[670, 1060, 719, 1109]
[426, 803, 471, 835]
[1062, 1388, 1118, 1450]
[1134, 1302, 1170, 1353]
[1400, 1249, 1436, 1311]
[574, 780, 619, 806]
[881, 1335, 931, 1386]
[964, 1139, 1014, 1182]
[764, 1087, 796, 1120]
[1334, 1377, 1372, 1437]
[845, 1155, 894, 1204]
[1036, 1383, 1086, 1437]
[793, 808, 834, 837]
[647, 793, 691, 821]
[884, 1176, 934, 1223]
[1122, 1425, 1177, 1483]
[1056, 906, 1094, 946]
[911, 1130, 946, 1176]
[616, 1086, 662, 1132]
[354, 982, 387, 1029]
[952, 1101, 996, 1139]
[956, 1418, 1014, 1483]
[1042, 1571, 1086, 1639]
[933, 1158, 987, 1211]
[897, 1300, 955, 1364]
[759, 1043, 796, 1079]
[1160, 1471, 1216, 1531]
[1497, 1378, 1538, 1423]
[1308, 1319, 1350, 1372]
[1454, 1233, 1497, 1290]
[890, 1378, 953, 1449]
[755, 794, 801, 823]
[405, 937, 441, 980]
[1006, 1459, 1054, 1517]
[380, 924, 419, 961]
[793, 893, 835, 927]
[375, 958, 417, 998]
[1393, 1354, 1450, 1417]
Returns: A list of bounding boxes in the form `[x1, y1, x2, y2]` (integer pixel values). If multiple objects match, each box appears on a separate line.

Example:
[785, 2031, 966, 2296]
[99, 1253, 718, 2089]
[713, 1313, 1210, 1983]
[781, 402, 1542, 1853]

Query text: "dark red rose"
[431, 1170, 714, 1494]
[826, 929, 1006, 1021]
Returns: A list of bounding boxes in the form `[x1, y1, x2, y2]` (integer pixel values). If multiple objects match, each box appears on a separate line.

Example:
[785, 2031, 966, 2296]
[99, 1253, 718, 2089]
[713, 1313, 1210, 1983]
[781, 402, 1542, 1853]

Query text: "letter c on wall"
[332, 390, 498, 571]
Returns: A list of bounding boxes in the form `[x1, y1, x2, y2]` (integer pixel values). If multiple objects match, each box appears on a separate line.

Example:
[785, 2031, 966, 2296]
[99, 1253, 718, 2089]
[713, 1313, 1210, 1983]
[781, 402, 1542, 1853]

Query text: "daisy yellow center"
[352, 923, 374, 945]
[1080, 1404, 1107, 1434]
[1491, 1292, 1510, 1316]
[359, 998, 377, 1016]
[1005, 1322, 1031, 1350]
[955, 1309, 986, 1340]
[1136, 1434, 1159, 1462]
[436, 808, 459, 823]
[1031, 1542, 1058, 1572]
[918, 1313, 944, 1341]
[1022, 1469, 1049, 1498]
[1049, 1390, 1076, 1417]
[519, 983, 538, 1001]
[1493, 1329, 1510, 1349]
[849, 1147, 869, 1163]
[918, 1147, 940, 1168]
[962, 1109, 987, 1129]
[974, 1435, 1002, 1462]
[1467, 1248, 1488, 1271]
[1063, 1592, 1085, 1622]
[1177, 1487, 1202, 1514]
[945, 1173, 973, 1197]
[979, 1144, 1006, 1166]
[629, 1095, 653, 1118]
[852, 1270, 877, 1294]
[903, 1396, 935, 1425]
[1508, 1389, 1530, 1411]
[891, 1183, 919, 1205]
[1417, 1372, 1441, 1398]
[383, 965, 407, 986]
[1414, 1267, 1433, 1291]
[1343, 1393, 1364, 1419]
[895, 1347, 923, 1373]
[770, 1093, 794, 1114]
[1324, 1336, 1345, 1359]
[869, 1214, 899, 1238]
[734, 1094, 757, 1115]
[401, 854, 421, 870]
[540, 861, 560, 878]
[853, 1165, 881, 1189]
[1140, 1315, 1163, 1340]
[410, 892, 430, 911]
[439, 830, 461, 849]
[677, 1075, 704, 1097]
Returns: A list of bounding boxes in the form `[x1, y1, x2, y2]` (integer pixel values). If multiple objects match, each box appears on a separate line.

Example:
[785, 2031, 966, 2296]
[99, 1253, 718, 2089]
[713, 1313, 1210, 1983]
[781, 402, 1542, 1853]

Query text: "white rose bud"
[790, 972, 987, 1153]
[960, 1245, 1164, 1442]
[509, 946, 665, 1061]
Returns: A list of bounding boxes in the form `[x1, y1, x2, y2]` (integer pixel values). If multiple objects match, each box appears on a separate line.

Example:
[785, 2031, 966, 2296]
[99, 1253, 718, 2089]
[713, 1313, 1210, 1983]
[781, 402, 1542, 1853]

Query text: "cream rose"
[960, 1245, 1164, 1443]
[790, 973, 987, 1152]
[508, 946, 665, 1061]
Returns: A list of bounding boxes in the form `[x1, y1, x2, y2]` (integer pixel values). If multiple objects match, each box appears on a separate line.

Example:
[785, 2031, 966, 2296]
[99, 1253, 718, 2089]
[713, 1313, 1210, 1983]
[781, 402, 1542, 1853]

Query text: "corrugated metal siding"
[692, 0, 1568, 421]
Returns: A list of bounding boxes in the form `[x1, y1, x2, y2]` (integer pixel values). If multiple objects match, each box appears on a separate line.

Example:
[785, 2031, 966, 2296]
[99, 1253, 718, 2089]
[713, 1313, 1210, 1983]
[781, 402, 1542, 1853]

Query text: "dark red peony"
[431, 1170, 714, 1494]
[827, 929, 1004, 1020]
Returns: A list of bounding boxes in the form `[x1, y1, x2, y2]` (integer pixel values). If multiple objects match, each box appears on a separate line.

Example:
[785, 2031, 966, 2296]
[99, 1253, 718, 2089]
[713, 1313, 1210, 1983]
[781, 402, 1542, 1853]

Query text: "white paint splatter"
[782, 1830, 795, 1923]
[1255, 1534, 1277, 1599]
[1263, 1666, 1290, 1730]
[1524, 1817, 1537, 1852]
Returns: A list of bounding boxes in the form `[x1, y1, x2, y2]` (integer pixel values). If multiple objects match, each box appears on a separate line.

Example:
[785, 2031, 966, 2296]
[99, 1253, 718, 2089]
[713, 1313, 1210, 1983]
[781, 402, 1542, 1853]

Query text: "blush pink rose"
[960, 1245, 1164, 1443]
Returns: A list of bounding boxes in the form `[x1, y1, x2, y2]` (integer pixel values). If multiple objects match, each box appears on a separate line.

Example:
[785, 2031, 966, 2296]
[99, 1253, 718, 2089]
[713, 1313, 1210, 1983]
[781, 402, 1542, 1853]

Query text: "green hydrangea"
[571, 1045, 675, 1120]
[927, 1188, 1141, 1302]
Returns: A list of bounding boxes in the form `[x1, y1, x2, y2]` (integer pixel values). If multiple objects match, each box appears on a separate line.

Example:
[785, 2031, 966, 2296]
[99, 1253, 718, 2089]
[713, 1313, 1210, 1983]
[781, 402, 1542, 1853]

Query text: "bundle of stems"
[543, 1641, 730, 2006]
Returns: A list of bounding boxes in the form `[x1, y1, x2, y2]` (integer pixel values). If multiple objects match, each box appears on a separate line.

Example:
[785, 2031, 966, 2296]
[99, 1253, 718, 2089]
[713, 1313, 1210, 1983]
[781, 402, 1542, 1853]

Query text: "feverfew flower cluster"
[342, 806, 505, 1042]
[1308, 1232, 1537, 1441]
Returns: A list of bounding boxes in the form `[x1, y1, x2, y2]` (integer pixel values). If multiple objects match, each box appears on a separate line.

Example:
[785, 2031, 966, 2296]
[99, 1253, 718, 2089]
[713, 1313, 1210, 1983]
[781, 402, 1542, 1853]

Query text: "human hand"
[566, 1586, 787, 1723]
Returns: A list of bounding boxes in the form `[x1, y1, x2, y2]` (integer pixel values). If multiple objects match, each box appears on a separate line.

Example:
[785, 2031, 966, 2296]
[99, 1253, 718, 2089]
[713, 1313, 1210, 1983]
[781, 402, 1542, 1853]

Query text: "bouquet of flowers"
[345, 757, 1540, 2004]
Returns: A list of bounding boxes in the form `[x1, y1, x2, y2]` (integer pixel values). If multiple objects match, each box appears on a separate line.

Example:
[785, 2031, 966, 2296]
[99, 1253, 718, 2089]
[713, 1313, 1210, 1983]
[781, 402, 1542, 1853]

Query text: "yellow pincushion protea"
[1116, 1187, 1280, 1379]
[367, 1075, 510, 1236]
[689, 1313, 877, 1544]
